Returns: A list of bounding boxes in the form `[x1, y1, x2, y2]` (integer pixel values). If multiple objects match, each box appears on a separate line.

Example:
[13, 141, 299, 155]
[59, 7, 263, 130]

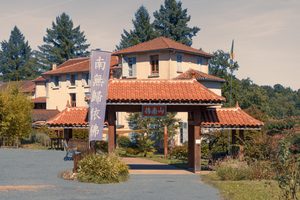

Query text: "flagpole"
[229, 40, 234, 107]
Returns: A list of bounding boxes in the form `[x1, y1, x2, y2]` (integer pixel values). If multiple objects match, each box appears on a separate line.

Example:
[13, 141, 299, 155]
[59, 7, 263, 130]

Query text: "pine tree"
[38, 13, 90, 69]
[153, 0, 200, 46]
[0, 26, 38, 81]
[117, 6, 157, 50]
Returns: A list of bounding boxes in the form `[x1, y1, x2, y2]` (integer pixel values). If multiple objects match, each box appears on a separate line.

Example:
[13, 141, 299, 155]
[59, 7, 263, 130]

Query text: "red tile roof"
[47, 107, 88, 126]
[107, 79, 225, 104]
[32, 109, 60, 122]
[32, 97, 46, 103]
[0, 80, 35, 94]
[43, 56, 119, 75]
[113, 37, 212, 57]
[201, 104, 264, 128]
[174, 68, 225, 82]
[33, 76, 46, 82]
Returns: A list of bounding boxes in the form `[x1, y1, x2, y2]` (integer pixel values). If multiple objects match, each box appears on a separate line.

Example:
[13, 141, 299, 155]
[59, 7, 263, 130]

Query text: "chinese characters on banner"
[142, 105, 167, 117]
[89, 50, 111, 142]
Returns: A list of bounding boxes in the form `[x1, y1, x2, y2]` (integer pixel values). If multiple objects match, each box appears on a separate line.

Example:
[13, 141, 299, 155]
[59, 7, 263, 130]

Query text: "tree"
[0, 26, 38, 81]
[38, 12, 90, 69]
[0, 83, 32, 146]
[153, 0, 200, 46]
[117, 6, 157, 50]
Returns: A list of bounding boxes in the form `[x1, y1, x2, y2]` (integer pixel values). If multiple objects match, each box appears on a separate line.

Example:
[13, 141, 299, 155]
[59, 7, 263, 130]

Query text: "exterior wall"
[35, 82, 46, 98]
[46, 73, 89, 111]
[120, 50, 209, 80]
[200, 81, 222, 96]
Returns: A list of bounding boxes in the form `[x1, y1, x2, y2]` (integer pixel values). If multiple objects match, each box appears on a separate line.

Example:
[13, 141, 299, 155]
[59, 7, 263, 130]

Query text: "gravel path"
[0, 149, 219, 200]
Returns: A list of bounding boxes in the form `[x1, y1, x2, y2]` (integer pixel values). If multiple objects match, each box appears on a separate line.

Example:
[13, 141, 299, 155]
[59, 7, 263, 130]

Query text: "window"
[197, 57, 203, 65]
[70, 74, 76, 86]
[128, 57, 136, 77]
[198, 57, 208, 65]
[53, 76, 59, 87]
[82, 73, 90, 86]
[70, 93, 76, 107]
[176, 54, 183, 72]
[150, 55, 159, 76]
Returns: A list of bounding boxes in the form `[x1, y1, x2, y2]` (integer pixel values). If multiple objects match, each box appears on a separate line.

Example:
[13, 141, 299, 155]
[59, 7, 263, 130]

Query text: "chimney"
[52, 63, 57, 70]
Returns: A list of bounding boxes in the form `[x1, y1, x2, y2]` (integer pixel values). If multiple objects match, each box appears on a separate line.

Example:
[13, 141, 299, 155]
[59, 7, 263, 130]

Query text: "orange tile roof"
[107, 79, 225, 104]
[43, 56, 119, 75]
[201, 104, 264, 128]
[32, 97, 46, 103]
[33, 76, 46, 82]
[47, 107, 88, 126]
[113, 37, 212, 57]
[174, 68, 225, 82]
[32, 109, 60, 122]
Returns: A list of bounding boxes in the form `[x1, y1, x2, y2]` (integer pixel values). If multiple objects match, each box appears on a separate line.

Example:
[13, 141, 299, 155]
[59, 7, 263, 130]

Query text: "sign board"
[89, 50, 111, 142]
[142, 105, 167, 117]
[195, 139, 201, 144]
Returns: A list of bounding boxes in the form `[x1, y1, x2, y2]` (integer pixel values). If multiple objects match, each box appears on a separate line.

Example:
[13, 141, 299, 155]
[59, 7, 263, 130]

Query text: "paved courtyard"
[0, 149, 219, 200]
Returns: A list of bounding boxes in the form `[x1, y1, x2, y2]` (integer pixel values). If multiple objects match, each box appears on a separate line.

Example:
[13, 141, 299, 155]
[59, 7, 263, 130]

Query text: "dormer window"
[150, 55, 159, 76]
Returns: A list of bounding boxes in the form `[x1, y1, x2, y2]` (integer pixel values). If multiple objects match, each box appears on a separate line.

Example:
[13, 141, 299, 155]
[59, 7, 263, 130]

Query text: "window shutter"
[66, 74, 70, 86]
[132, 57, 136, 77]
[122, 57, 129, 77]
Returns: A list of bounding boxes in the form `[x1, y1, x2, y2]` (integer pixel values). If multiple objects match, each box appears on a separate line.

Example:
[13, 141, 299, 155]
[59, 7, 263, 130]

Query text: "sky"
[0, 0, 299, 90]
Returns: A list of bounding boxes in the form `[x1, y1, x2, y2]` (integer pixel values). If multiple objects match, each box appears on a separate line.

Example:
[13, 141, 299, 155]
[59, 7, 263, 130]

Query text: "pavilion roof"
[174, 68, 225, 83]
[47, 107, 88, 127]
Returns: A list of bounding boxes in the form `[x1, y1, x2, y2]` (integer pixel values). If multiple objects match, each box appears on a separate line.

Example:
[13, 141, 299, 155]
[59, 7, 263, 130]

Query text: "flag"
[230, 40, 234, 61]
[89, 50, 111, 142]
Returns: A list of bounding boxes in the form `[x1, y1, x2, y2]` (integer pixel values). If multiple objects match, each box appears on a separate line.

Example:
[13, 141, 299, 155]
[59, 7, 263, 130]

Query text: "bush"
[77, 154, 129, 184]
[170, 145, 188, 160]
[125, 147, 140, 155]
[117, 136, 132, 148]
[248, 161, 275, 180]
[216, 159, 251, 181]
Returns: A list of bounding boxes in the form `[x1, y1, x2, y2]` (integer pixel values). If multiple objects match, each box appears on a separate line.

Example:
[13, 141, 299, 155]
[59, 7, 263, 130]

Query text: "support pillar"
[232, 129, 238, 158]
[188, 111, 202, 172]
[238, 130, 245, 160]
[164, 125, 168, 159]
[107, 110, 116, 154]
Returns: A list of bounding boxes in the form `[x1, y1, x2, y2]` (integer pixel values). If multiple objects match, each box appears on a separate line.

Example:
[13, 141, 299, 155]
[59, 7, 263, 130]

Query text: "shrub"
[77, 154, 129, 184]
[248, 161, 275, 180]
[216, 159, 251, 181]
[95, 141, 108, 153]
[170, 145, 188, 160]
[125, 147, 140, 155]
[117, 136, 132, 148]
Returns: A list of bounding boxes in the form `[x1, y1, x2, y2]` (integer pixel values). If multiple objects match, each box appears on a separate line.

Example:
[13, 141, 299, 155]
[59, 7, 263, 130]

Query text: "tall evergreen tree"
[38, 13, 90, 69]
[117, 6, 157, 50]
[0, 26, 38, 81]
[153, 0, 200, 46]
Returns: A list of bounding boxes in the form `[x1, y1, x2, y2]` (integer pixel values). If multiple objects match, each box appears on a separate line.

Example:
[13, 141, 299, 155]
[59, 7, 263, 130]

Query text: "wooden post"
[232, 129, 237, 158]
[164, 125, 168, 158]
[238, 130, 245, 161]
[107, 110, 116, 154]
[188, 111, 202, 172]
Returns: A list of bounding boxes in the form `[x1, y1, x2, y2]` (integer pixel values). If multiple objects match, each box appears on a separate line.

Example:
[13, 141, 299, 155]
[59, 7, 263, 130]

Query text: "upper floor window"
[52, 76, 59, 87]
[197, 56, 208, 65]
[176, 54, 183, 72]
[150, 55, 159, 76]
[122, 57, 136, 78]
[82, 73, 90, 86]
[70, 74, 76, 86]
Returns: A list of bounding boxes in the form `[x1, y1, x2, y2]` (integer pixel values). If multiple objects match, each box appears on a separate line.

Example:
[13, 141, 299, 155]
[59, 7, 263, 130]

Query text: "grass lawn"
[201, 172, 287, 200]
[21, 143, 49, 150]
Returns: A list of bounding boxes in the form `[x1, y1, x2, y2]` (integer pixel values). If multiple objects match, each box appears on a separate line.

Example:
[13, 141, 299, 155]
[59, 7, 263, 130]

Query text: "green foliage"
[72, 129, 89, 140]
[274, 137, 300, 200]
[0, 83, 32, 144]
[133, 133, 156, 157]
[117, 136, 132, 148]
[77, 154, 129, 184]
[0, 26, 39, 81]
[153, 0, 200, 46]
[38, 13, 90, 69]
[170, 144, 188, 160]
[117, 6, 157, 50]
